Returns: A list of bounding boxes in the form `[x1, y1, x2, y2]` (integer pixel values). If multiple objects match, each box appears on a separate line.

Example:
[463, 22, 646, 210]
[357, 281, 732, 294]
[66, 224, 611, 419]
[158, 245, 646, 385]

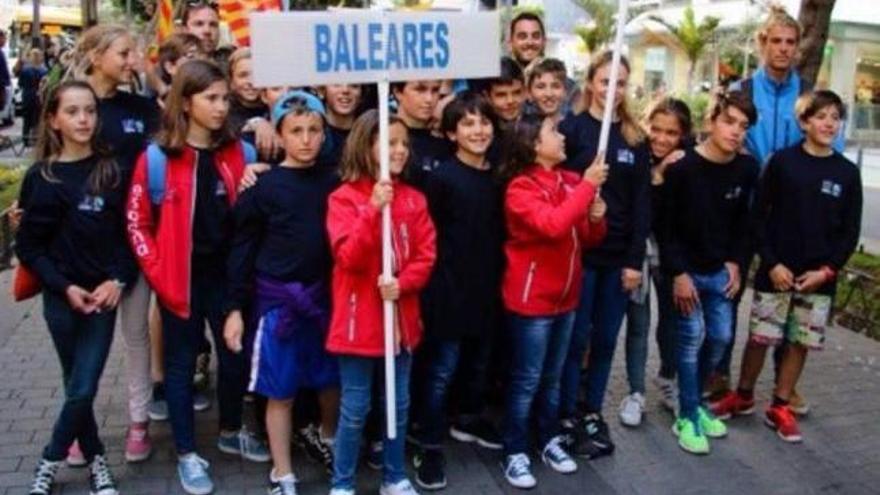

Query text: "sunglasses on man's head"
[186, 0, 219, 11]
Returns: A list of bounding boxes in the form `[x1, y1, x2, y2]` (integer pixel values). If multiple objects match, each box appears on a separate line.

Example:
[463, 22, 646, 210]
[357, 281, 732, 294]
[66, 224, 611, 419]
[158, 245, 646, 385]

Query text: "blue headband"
[271, 90, 326, 129]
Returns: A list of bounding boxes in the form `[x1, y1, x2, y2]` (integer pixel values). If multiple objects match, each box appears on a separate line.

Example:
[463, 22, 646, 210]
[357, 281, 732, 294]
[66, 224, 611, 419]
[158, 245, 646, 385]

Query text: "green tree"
[573, 0, 648, 54]
[573, 0, 614, 54]
[649, 6, 720, 90]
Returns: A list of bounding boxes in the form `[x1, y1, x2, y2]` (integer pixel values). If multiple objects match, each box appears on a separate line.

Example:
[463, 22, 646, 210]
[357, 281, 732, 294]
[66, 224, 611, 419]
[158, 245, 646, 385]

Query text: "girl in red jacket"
[126, 60, 268, 495]
[326, 109, 436, 495]
[499, 114, 608, 489]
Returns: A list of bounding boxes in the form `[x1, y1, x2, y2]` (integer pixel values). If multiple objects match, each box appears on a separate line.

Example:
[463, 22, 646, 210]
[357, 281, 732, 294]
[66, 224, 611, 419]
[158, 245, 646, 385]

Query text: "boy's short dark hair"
[526, 58, 567, 87]
[796, 90, 847, 123]
[477, 57, 524, 94]
[509, 12, 545, 38]
[441, 91, 498, 136]
[708, 90, 757, 127]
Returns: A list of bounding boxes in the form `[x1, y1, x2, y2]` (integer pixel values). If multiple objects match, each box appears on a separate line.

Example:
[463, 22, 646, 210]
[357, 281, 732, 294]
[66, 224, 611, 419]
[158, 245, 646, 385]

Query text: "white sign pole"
[377, 59, 397, 442]
[597, 0, 630, 159]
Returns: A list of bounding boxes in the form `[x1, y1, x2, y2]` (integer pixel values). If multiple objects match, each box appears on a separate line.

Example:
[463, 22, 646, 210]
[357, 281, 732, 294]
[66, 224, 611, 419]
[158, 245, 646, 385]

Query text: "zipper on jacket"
[559, 228, 579, 304]
[400, 223, 410, 260]
[347, 293, 357, 342]
[522, 261, 537, 304]
[186, 151, 198, 311]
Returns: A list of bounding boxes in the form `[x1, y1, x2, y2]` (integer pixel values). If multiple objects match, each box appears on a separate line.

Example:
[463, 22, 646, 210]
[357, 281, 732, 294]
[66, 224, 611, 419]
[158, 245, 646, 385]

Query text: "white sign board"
[250, 10, 501, 87]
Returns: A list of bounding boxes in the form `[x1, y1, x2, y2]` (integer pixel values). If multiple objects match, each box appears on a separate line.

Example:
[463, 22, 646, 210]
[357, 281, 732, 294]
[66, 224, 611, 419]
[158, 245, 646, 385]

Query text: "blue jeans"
[561, 266, 630, 417]
[503, 312, 574, 456]
[160, 269, 246, 454]
[41, 291, 116, 462]
[676, 269, 734, 420]
[332, 352, 412, 490]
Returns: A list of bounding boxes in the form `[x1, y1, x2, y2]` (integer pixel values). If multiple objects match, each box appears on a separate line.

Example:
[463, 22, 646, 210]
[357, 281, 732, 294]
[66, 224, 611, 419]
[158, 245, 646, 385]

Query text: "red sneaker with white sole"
[709, 391, 755, 420]
[125, 422, 153, 462]
[765, 405, 803, 443]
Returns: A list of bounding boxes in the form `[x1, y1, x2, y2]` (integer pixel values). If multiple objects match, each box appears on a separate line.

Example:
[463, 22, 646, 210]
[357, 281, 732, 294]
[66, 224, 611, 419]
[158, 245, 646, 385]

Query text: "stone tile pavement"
[0, 268, 878, 495]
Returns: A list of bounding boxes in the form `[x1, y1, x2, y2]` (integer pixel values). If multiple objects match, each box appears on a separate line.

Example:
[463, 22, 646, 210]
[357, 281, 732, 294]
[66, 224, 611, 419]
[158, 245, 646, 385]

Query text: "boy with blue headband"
[223, 90, 341, 495]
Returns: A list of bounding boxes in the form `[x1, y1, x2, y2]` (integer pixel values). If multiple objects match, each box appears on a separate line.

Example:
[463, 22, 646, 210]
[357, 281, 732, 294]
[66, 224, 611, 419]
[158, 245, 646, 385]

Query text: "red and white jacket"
[126, 142, 248, 319]
[502, 166, 607, 316]
[325, 178, 437, 357]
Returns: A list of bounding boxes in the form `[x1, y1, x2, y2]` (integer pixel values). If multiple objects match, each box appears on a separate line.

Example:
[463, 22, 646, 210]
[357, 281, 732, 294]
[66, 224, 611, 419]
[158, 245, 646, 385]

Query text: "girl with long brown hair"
[557, 50, 652, 458]
[126, 59, 268, 495]
[18, 80, 130, 495]
[68, 23, 163, 465]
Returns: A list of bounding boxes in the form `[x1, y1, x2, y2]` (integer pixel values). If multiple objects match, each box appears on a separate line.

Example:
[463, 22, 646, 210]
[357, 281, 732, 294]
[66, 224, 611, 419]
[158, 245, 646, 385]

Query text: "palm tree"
[573, 0, 615, 54]
[797, 0, 837, 86]
[649, 6, 720, 90]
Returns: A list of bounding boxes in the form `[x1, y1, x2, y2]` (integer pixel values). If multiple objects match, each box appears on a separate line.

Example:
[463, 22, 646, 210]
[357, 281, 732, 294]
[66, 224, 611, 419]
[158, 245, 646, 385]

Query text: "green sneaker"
[698, 406, 728, 439]
[672, 417, 709, 455]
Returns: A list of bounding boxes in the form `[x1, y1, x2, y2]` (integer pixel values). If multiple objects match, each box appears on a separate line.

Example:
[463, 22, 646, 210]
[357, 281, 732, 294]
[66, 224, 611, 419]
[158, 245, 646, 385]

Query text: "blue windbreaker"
[731, 67, 844, 167]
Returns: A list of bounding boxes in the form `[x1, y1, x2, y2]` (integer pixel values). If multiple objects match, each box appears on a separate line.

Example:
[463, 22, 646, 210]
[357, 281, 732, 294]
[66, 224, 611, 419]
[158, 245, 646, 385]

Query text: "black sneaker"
[414, 449, 447, 491]
[88, 454, 119, 495]
[582, 413, 615, 457]
[449, 418, 502, 450]
[297, 425, 333, 475]
[28, 458, 61, 495]
[560, 418, 603, 459]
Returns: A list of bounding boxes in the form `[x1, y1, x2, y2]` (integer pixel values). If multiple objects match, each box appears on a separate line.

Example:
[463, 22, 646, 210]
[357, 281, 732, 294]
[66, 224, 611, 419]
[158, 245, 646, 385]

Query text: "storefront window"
[853, 56, 880, 131]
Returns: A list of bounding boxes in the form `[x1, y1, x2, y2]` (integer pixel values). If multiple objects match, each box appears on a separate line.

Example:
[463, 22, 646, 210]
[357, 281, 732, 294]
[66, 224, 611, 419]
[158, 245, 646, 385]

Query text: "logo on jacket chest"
[724, 185, 743, 200]
[616, 148, 635, 166]
[78, 194, 106, 212]
[215, 180, 228, 197]
[121, 118, 146, 135]
[821, 180, 842, 198]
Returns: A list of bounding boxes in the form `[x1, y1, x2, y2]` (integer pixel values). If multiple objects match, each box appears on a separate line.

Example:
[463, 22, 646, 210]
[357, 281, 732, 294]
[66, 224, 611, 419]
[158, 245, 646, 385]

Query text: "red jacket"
[325, 178, 437, 357]
[126, 142, 247, 319]
[502, 166, 607, 316]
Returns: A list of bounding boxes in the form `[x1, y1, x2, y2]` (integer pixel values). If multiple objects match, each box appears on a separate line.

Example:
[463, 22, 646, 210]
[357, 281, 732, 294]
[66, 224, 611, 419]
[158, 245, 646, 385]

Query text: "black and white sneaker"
[413, 449, 447, 491]
[88, 454, 119, 495]
[582, 413, 615, 458]
[28, 458, 61, 495]
[267, 471, 298, 495]
[449, 419, 502, 450]
[298, 425, 333, 475]
[560, 418, 602, 459]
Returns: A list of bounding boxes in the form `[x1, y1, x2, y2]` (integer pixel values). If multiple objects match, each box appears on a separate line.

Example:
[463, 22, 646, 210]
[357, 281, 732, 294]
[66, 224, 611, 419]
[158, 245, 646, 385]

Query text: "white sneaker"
[619, 392, 646, 427]
[540, 436, 578, 474]
[328, 489, 354, 495]
[654, 376, 680, 414]
[502, 453, 537, 489]
[379, 478, 420, 495]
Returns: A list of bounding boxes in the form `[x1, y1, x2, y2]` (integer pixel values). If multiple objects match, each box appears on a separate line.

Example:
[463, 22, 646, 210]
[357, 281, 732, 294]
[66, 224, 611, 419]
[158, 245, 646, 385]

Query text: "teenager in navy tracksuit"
[712, 91, 862, 444]
[413, 92, 504, 490]
[558, 52, 651, 459]
[19, 81, 134, 495]
[224, 91, 340, 495]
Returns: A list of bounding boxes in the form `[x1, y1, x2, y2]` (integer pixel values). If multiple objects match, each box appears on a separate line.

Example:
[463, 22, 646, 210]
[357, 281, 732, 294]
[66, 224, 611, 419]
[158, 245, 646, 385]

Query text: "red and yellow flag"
[220, 0, 282, 47]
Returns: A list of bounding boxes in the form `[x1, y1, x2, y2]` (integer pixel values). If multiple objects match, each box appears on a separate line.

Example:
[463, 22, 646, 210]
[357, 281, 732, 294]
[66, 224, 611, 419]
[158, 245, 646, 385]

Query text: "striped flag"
[220, 0, 282, 47]
[157, 0, 175, 42]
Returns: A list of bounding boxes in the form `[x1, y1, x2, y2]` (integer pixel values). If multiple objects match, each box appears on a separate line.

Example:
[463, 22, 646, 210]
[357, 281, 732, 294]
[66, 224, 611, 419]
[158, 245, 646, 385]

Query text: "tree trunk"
[796, 0, 836, 87]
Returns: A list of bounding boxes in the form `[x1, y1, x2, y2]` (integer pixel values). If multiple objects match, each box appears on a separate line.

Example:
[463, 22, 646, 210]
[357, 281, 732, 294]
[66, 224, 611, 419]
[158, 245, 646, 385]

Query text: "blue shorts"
[247, 306, 339, 400]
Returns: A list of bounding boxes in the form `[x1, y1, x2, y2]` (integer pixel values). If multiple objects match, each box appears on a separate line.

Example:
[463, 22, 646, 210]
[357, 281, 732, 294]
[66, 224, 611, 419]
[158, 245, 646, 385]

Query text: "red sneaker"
[709, 391, 755, 420]
[765, 405, 803, 443]
[125, 422, 153, 462]
[66, 440, 87, 468]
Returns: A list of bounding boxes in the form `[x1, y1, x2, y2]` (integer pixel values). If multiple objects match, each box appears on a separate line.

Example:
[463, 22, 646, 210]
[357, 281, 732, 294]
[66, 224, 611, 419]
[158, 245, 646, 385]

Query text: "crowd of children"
[12, 4, 862, 495]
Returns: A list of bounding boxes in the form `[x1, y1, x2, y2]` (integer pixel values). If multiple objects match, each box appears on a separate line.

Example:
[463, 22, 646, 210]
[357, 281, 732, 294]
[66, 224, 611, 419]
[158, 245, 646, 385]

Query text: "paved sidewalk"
[0, 268, 878, 494]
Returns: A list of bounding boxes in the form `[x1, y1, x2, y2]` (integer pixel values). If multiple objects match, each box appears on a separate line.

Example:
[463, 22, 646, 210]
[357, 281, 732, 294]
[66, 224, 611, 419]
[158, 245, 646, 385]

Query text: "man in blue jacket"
[710, 6, 841, 414]
[730, 6, 844, 166]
